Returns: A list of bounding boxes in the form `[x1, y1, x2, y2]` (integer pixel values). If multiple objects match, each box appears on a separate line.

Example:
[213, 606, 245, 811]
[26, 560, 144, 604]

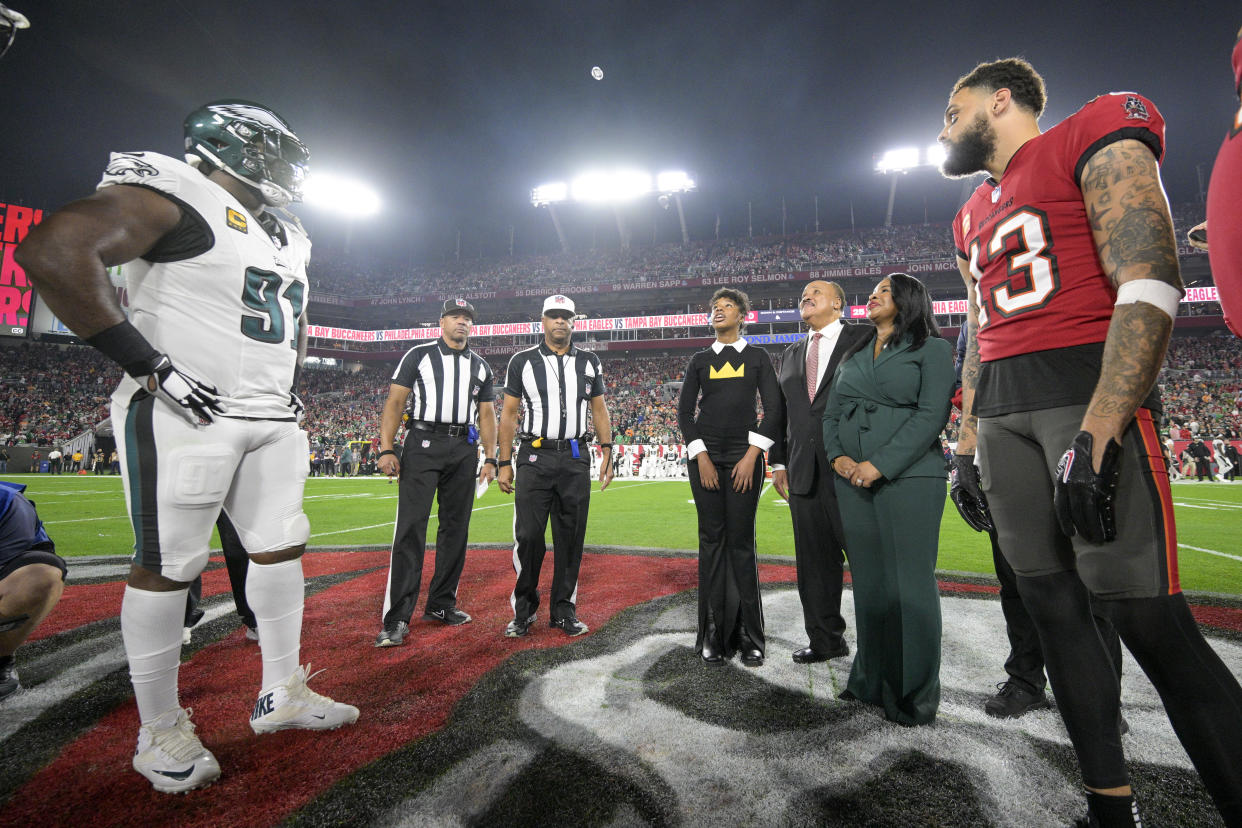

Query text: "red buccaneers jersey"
[952, 92, 1165, 415]
[1206, 35, 1242, 338]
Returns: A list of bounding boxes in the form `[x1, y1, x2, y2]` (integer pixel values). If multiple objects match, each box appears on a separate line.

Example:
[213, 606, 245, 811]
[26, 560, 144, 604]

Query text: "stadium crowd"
[3, 305, 1237, 458]
[306, 204, 1206, 300]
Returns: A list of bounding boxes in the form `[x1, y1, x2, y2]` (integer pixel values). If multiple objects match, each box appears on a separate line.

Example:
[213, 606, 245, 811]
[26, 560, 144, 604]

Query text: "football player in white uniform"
[16, 100, 358, 794]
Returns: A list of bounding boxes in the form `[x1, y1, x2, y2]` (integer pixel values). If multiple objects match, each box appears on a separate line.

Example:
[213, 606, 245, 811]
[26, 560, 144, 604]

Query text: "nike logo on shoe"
[252, 692, 275, 720]
[154, 766, 196, 780]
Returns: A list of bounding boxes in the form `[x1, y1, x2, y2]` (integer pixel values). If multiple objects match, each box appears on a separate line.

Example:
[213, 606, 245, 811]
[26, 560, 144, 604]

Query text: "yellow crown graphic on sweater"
[709, 361, 744, 380]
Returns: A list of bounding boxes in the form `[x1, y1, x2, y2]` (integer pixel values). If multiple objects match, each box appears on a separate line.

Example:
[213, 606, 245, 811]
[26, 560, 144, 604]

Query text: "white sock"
[121, 586, 187, 725]
[246, 558, 304, 689]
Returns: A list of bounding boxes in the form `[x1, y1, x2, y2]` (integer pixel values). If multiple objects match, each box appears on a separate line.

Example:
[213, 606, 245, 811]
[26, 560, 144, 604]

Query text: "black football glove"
[131, 355, 226, 425]
[1054, 430, 1122, 544]
[290, 392, 306, 425]
[950, 453, 994, 533]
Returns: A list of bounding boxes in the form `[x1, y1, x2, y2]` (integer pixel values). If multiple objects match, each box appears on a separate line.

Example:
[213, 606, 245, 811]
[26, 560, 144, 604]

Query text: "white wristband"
[1114, 278, 1183, 321]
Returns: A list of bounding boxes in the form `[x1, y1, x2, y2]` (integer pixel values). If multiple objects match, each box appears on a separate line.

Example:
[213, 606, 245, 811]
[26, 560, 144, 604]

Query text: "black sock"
[1086, 791, 1141, 827]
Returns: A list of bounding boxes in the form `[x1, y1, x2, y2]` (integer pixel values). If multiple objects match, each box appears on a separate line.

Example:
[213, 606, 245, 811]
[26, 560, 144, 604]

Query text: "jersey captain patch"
[709, 361, 744, 380]
[226, 208, 248, 233]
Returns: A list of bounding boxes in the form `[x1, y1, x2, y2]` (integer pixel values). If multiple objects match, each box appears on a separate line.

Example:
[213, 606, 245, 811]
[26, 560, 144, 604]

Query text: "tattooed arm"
[1079, 138, 1184, 468]
[954, 256, 982, 455]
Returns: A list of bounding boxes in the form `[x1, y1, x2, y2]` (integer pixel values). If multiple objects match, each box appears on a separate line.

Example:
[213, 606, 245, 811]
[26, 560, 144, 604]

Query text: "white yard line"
[1179, 544, 1242, 564]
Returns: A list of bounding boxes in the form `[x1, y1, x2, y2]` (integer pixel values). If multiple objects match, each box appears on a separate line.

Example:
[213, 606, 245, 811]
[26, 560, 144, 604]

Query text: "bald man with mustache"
[772, 281, 871, 663]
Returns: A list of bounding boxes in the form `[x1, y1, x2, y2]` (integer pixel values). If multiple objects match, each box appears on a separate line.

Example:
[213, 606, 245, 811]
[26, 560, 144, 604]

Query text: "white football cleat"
[132, 707, 221, 794]
[250, 665, 359, 734]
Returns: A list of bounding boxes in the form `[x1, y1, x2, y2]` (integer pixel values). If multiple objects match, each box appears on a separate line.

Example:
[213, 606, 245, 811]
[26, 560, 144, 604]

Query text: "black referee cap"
[441, 298, 476, 320]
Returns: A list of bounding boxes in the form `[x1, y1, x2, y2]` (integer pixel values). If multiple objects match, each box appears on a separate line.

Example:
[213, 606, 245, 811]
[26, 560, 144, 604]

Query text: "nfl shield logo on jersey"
[1123, 95, 1149, 121]
[422, 440, 431, 448]
[529, 455, 537, 463]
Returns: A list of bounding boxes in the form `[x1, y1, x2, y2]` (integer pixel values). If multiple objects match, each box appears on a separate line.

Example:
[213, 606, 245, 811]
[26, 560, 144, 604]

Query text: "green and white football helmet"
[0, 3, 29, 60]
[184, 99, 309, 208]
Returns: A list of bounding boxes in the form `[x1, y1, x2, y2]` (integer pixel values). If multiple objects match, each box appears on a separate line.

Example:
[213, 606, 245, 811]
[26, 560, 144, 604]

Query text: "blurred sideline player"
[16, 99, 357, 794]
[0, 481, 65, 702]
[940, 59, 1242, 826]
[183, 512, 258, 645]
[1188, 25, 1242, 338]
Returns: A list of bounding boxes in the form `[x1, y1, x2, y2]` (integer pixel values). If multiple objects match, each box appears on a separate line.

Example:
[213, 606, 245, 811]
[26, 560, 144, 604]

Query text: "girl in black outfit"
[677, 288, 784, 666]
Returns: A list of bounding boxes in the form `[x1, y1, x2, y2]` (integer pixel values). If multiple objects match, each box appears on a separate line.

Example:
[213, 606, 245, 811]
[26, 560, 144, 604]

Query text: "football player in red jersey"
[1191, 25, 1242, 337]
[939, 58, 1242, 827]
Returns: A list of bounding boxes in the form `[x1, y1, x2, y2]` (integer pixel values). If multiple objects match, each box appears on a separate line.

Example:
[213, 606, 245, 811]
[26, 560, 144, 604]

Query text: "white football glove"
[134, 355, 226, 425]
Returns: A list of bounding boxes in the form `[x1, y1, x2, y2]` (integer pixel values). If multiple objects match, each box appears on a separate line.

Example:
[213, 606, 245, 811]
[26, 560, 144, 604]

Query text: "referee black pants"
[382, 433, 476, 627]
[511, 443, 591, 623]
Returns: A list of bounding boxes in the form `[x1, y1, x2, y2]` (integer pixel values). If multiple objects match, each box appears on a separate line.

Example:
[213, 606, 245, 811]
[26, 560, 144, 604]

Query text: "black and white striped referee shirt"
[391, 340, 495, 424]
[503, 343, 606, 439]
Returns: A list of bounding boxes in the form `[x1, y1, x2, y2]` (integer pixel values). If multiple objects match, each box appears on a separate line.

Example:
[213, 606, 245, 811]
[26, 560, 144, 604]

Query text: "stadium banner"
[0, 201, 44, 338]
[307, 311, 758, 344]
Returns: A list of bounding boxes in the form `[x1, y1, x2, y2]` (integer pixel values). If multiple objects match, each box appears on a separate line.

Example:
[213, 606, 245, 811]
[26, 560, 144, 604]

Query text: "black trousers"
[382, 433, 476, 627]
[787, 462, 847, 653]
[183, 511, 254, 629]
[511, 442, 591, 623]
[688, 436, 765, 658]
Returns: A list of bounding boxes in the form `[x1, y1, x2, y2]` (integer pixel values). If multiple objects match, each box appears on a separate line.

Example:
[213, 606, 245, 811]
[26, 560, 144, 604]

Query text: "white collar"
[809, 318, 843, 338]
[711, 337, 747, 354]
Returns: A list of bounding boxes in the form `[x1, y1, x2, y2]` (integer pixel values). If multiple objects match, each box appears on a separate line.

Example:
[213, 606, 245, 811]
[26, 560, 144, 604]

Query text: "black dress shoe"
[792, 641, 849, 663]
[740, 648, 764, 667]
[792, 647, 828, 664]
[701, 640, 724, 664]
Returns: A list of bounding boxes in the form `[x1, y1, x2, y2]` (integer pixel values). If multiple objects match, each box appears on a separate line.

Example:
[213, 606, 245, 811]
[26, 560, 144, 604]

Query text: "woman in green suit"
[822, 272, 954, 726]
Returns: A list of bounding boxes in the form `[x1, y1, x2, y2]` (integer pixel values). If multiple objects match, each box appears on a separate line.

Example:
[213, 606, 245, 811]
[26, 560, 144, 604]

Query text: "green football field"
[10, 472, 1242, 595]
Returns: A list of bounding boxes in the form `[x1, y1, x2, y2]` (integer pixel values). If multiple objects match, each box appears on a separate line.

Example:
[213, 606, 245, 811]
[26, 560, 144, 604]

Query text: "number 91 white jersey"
[98, 151, 310, 420]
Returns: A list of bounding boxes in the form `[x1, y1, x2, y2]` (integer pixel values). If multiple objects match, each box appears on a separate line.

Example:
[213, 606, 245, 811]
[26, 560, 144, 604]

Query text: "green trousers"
[835, 474, 945, 726]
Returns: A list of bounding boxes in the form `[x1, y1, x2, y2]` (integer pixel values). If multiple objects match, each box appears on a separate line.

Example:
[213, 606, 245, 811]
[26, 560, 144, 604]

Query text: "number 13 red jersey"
[952, 93, 1165, 363]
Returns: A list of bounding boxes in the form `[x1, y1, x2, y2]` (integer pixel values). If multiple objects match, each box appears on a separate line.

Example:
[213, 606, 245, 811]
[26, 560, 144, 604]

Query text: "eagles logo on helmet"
[183, 99, 309, 208]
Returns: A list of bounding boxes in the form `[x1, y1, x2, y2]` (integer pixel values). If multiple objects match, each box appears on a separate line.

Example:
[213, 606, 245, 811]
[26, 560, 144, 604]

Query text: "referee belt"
[409, 421, 469, 437]
[521, 437, 585, 451]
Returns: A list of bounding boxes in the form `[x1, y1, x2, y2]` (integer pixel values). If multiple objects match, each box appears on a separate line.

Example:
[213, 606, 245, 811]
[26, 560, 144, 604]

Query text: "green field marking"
[12, 474, 1242, 594]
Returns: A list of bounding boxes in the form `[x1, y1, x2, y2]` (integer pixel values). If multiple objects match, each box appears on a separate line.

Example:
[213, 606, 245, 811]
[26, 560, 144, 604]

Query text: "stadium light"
[876, 147, 920, 173]
[875, 145, 943, 227]
[302, 172, 381, 217]
[531, 181, 569, 207]
[571, 169, 653, 203]
[656, 170, 696, 193]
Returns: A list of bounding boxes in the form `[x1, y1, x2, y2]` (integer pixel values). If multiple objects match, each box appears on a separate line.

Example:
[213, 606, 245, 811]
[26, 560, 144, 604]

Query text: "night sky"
[2, 1, 1236, 265]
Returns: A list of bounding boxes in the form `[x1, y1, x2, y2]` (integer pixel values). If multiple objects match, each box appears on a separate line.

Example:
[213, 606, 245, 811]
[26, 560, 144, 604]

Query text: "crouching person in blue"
[0, 481, 67, 701]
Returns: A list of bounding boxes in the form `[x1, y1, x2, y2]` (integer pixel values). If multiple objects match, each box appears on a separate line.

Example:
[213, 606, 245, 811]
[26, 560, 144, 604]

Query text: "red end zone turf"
[3, 550, 780, 827]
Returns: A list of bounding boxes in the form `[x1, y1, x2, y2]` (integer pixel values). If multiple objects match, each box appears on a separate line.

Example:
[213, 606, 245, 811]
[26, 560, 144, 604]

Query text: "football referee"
[375, 298, 498, 647]
[496, 295, 614, 638]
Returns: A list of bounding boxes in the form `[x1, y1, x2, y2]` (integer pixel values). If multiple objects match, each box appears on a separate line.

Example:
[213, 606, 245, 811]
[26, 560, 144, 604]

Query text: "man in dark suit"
[771, 280, 870, 663]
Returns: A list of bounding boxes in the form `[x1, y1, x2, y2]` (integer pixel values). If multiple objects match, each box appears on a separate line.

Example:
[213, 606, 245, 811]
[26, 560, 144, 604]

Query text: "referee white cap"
[542, 294, 576, 316]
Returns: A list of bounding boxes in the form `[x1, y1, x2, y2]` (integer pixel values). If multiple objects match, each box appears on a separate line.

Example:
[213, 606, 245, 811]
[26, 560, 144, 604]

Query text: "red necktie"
[806, 331, 823, 401]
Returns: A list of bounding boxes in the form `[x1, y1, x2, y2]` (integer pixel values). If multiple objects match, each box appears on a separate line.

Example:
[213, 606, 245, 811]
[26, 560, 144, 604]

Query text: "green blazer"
[822, 333, 955, 481]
